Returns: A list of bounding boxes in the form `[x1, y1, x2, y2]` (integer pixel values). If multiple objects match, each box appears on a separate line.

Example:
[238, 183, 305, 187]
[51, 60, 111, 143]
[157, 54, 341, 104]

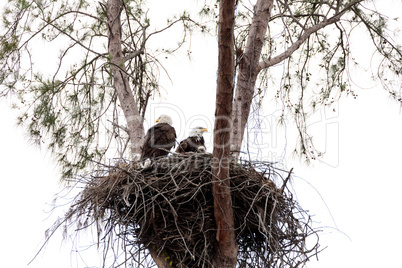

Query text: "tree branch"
[19, 10, 105, 52]
[258, 0, 364, 71]
[108, 119, 129, 134]
[231, 0, 274, 159]
[123, 48, 144, 61]
[107, 0, 144, 155]
[40, 18, 106, 58]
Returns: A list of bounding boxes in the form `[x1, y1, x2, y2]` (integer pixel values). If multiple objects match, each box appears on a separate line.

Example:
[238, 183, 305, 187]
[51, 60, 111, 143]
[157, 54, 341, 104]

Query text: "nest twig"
[51, 154, 320, 267]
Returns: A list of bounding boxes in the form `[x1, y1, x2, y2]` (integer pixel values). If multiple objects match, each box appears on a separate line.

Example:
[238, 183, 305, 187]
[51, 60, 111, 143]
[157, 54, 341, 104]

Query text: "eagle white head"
[189, 126, 208, 138]
[155, 114, 173, 125]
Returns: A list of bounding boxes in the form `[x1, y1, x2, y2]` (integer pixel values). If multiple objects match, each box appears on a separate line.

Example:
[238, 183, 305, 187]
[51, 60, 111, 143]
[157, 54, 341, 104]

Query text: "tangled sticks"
[62, 154, 320, 267]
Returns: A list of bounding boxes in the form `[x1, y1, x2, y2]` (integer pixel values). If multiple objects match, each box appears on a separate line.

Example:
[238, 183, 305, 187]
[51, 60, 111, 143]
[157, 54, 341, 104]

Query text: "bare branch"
[108, 119, 129, 134]
[258, 0, 364, 71]
[123, 49, 145, 61]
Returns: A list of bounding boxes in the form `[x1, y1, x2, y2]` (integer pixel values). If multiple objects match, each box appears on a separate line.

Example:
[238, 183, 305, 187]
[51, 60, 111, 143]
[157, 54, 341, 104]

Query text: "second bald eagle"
[176, 127, 208, 154]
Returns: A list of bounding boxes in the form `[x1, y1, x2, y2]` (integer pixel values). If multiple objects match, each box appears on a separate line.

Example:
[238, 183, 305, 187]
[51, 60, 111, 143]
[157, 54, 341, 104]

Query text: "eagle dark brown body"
[176, 136, 205, 154]
[141, 122, 176, 160]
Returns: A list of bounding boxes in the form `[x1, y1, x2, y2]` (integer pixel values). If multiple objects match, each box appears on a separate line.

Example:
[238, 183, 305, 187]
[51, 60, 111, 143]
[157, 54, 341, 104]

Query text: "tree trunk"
[230, 0, 274, 159]
[212, 0, 238, 267]
[107, 2, 168, 266]
[107, 0, 144, 156]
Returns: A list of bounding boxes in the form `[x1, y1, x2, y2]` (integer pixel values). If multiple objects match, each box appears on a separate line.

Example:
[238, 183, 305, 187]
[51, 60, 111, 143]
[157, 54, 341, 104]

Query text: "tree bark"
[230, 0, 274, 160]
[107, 1, 172, 267]
[212, 0, 238, 267]
[107, 0, 144, 156]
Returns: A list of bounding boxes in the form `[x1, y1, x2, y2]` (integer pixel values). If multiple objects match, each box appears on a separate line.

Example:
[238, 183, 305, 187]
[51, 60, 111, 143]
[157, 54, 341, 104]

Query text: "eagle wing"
[176, 139, 189, 154]
[141, 123, 176, 160]
[176, 136, 205, 154]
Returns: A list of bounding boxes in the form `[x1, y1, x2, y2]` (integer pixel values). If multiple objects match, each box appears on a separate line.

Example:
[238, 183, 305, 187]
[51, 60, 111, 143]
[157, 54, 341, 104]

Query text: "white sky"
[1, 0, 402, 267]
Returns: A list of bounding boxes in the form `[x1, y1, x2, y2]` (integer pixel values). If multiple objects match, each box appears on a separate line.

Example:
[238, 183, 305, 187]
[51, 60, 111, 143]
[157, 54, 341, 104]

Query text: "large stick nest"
[60, 154, 320, 267]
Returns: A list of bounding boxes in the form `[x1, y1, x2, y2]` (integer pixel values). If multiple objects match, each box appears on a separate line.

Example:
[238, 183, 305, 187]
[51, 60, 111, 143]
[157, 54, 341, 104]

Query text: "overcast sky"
[1, 1, 402, 267]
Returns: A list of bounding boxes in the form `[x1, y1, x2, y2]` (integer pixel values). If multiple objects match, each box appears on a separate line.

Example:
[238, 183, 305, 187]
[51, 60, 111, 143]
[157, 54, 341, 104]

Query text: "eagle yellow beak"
[155, 117, 160, 123]
[202, 128, 208, 132]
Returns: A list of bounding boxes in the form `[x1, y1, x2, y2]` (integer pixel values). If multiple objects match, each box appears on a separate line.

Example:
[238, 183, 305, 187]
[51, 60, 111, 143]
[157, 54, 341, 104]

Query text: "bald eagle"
[176, 127, 208, 154]
[140, 115, 176, 160]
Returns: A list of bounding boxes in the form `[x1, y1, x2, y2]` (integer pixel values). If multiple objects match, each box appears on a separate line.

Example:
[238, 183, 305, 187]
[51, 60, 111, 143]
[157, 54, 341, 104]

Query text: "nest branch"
[44, 154, 321, 267]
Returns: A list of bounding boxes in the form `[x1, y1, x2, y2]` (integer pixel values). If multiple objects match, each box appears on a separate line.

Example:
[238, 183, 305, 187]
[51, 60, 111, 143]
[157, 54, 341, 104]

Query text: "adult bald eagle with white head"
[140, 115, 176, 160]
[176, 126, 208, 154]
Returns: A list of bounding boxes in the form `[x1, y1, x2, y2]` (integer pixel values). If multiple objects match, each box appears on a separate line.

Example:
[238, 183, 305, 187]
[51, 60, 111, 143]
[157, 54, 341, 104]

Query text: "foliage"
[3, 0, 402, 266]
[0, 0, 204, 178]
[2, 0, 402, 170]
[257, 0, 402, 160]
[203, 0, 402, 161]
